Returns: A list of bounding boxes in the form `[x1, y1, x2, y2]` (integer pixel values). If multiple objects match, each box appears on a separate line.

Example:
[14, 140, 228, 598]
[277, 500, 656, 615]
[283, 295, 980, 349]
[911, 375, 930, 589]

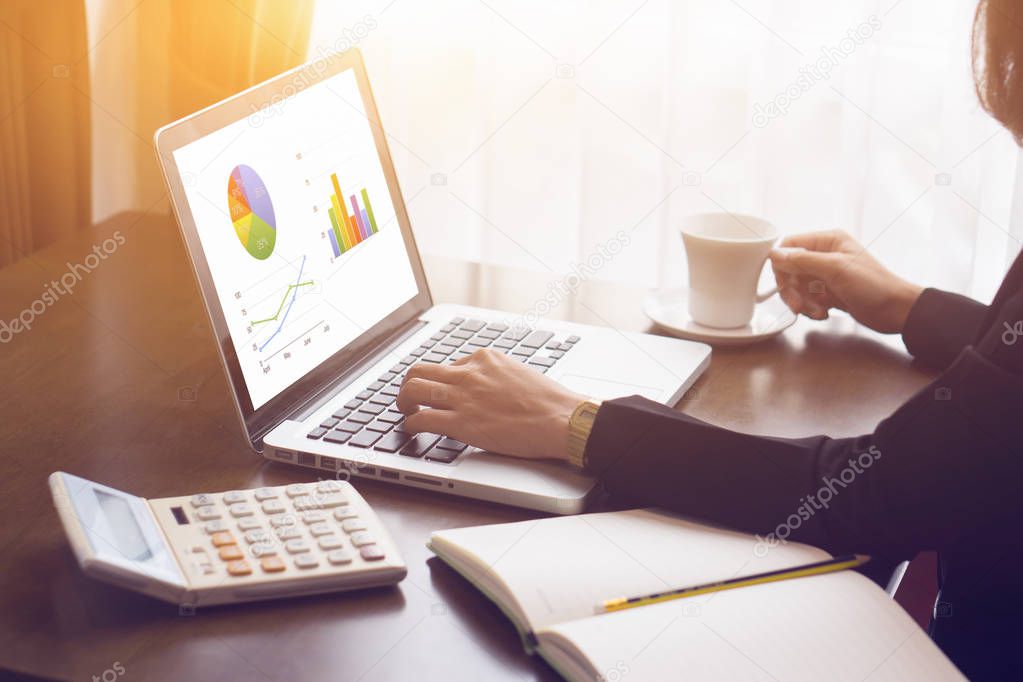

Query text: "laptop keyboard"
[305, 317, 581, 464]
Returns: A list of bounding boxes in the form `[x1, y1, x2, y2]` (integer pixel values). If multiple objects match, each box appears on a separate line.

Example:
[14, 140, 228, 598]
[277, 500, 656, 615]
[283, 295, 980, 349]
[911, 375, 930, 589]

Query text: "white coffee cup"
[679, 212, 780, 328]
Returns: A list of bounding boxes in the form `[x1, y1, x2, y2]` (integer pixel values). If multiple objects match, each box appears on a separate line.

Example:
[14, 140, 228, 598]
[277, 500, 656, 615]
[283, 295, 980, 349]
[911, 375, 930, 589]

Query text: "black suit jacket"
[584, 251, 1023, 680]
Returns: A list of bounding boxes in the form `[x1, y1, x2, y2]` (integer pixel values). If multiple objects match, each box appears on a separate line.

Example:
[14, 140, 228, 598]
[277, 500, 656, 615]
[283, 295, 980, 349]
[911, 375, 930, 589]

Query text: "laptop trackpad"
[558, 374, 661, 401]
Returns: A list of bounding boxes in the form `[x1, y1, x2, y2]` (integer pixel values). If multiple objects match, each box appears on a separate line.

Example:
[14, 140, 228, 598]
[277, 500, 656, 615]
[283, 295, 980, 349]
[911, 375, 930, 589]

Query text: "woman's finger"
[396, 377, 459, 414]
[403, 408, 461, 437]
[403, 361, 463, 384]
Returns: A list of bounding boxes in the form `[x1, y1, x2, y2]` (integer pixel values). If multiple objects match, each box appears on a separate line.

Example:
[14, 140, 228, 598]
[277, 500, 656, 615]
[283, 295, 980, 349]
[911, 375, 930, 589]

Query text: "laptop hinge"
[278, 318, 428, 427]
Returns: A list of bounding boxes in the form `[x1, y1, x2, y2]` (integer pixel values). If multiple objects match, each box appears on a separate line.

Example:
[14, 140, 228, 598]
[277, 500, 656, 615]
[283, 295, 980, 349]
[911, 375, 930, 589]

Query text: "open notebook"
[428, 509, 963, 681]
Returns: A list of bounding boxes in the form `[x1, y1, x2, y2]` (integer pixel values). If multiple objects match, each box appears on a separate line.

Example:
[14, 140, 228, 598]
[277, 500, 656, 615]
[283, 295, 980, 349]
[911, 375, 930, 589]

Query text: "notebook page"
[431, 508, 829, 632]
[541, 571, 963, 681]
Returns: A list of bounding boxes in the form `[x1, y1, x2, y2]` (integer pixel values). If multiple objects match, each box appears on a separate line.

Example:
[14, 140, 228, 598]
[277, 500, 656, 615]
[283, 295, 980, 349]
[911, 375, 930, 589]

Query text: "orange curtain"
[0, 0, 91, 266]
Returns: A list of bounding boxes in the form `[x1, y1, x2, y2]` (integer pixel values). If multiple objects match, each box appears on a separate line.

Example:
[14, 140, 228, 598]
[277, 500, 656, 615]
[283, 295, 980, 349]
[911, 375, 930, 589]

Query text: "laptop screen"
[172, 68, 419, 410]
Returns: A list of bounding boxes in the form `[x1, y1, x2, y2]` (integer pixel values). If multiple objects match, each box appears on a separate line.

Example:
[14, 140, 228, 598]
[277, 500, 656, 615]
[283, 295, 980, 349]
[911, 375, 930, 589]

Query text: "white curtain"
[308, 0, 1020, 303]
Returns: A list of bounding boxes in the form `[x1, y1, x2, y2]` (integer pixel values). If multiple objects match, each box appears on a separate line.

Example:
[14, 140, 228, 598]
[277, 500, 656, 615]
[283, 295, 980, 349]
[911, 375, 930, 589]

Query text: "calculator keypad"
[175, 481, 391, 582]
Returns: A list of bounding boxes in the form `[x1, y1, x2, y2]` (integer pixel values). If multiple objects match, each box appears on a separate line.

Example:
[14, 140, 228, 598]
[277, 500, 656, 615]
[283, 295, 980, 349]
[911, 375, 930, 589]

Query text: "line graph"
[251, 279, 315, 325]
[257, 256, 308, 353]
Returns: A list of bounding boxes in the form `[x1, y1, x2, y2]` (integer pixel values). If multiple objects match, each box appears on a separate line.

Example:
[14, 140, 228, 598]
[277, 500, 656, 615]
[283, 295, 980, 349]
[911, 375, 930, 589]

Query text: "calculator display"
[95, 490, 154, 562]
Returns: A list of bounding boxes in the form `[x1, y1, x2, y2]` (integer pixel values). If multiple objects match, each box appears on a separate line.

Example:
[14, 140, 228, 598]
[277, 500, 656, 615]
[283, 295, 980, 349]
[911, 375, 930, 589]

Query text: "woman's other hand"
[769, 230, 923, 334]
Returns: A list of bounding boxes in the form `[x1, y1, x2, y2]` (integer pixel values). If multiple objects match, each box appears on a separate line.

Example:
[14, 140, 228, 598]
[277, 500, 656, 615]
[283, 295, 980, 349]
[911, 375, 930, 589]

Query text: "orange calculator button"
[226, 560, 251, 576]
[218, 545, 244, 561]
[261, 556, 286, 573]
[211, 531, 235, 547]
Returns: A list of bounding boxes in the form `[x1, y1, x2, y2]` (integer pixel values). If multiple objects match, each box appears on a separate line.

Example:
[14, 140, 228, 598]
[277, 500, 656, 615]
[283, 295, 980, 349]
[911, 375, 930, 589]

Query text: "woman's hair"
[973, 0, 1023, 143]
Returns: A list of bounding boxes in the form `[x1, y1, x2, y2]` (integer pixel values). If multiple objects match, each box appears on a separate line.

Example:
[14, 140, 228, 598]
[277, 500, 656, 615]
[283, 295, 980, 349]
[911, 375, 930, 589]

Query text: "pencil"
[595, 553, 870, 614]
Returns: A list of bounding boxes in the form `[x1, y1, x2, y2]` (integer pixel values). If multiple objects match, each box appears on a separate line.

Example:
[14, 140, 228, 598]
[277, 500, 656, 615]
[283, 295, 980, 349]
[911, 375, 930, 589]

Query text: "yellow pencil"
[595, 554, 870, 614]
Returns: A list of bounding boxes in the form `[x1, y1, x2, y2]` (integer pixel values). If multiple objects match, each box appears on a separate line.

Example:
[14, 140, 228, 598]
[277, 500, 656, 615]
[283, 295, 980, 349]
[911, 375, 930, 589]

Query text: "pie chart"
[227, 164, 276, 260]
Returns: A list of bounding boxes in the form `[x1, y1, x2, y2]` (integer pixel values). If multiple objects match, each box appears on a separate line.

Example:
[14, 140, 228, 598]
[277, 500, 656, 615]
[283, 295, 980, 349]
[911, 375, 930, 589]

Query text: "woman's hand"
[395, 349, 585, 461]
[769, 230, 923, 334]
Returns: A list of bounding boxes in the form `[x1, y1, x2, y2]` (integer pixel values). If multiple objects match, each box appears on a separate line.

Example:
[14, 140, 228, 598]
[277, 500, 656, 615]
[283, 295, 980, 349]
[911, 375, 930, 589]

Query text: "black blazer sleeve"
[902, 288, 988, 369]
[583, 289, 1023, 564]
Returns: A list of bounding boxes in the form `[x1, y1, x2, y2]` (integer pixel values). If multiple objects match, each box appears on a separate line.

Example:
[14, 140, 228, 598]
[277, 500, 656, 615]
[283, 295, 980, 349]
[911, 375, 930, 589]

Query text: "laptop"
[154, 48, 710, 514]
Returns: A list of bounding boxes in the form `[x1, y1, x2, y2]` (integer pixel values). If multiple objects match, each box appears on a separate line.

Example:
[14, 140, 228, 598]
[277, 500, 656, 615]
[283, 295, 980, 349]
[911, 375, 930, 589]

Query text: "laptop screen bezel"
[154, 48, 433, 449]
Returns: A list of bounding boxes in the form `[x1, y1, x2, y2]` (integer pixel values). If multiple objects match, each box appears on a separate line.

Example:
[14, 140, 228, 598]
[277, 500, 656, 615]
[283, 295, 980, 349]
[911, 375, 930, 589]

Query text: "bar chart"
[325, 173, 379, 258]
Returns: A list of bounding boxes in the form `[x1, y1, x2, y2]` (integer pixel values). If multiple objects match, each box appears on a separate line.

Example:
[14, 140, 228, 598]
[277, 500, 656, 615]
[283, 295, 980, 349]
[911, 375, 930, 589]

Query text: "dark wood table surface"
[0, 211, 939, 681]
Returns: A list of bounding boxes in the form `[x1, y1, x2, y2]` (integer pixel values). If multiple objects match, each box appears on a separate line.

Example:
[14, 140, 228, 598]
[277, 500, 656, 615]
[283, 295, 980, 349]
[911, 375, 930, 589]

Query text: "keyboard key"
[218, 545, 244, 561]
[245, 530, 271, 544]
[251, 543, 277, 557]
[333, 507, 359, 520]
[380, 386, 400, 397]
[261, 556, 286, 573]
[368, 395, 392, 406]
[344, 399, 362, 410]
[211, 531, 235, 547]
[566, 335, 580, 344]
[319, 418, 339, 429]
[349, 430, 382, 448]
[318, 535, 344, 550]
[335, 420, 364, 433]
[389, 364, 405, 375]
[450, 329, 472, 340]
[323, 429, 351, 444]
[356, 390, 374, 401]
[348, 412, 373, 424]
[229, 503, 254, 517]
[520, 330, 553, 348]
[529, 356, 556, 368]
[450, 316, 466, 325]
[440, 324, 456, 333]
[549, 350, 565, 359]
[451, 350, 472, 361]
[378, 371, 397, 383]
[512, 346, 535, 357]
[223, 491, 246, 505]
[317, 480, 343, 493]
[425, 448, 460, 463]
[331, 408, 351, 420]
[435, 437, 468, 452]
[349, 531, 376, 547]
[437, 342, 460, 355]
[467, 336, 491, 347]
[400, 433, 441, 458]
[342, 518, 368, 533]
[410, 347, 427, 357]
[400, 355, 417, 365]
[368, 381, 385, 391]
[327, 549, 354, 565]
[502, 328, 529, 341]
[306, 427, 328, 439]
[306, 493, 348, 508]
[430, 331, 447, 341]
[360, 545, 386, 561]
[377, 410, 405, 424]
[196, 506, 222, 521]
[359, 403, 386, 415]
[301, 510, 328, 524]
[294, 554, 319, 569]
[226, 560, 252, 576]
[285, 539, 311, 554]
[309, 522, 334, 537]
[190, 494, 214, 508]
[204, 520, 228, 534]
[285, 484, 307, 498]
[270, 515, 297, 527]
[366, 420, 393, 433]
[486, 322, 509, 332]
[261, 500, 286, 514]
[423, 352, 447, 363]
[558, 342, 573, 352]
[253, 487, 278, 501]
[477, 328, 500, 339]
[374, 430, 413, 453]
[275, 527, 301, 540]
[237, 517, 262, 531]
[459, 319, 485, 332]
[546, 340, 562, 350]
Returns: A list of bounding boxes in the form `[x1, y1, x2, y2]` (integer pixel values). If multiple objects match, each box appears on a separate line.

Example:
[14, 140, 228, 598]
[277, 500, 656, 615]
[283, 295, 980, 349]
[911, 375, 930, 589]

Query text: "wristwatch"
[567, 398, 603, 469]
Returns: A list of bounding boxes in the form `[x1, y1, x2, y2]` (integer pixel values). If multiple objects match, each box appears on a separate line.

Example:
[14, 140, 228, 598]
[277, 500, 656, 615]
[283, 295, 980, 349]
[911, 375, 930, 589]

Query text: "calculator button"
[318, 535, 344, 550]
[261, 556, 286, 573]
[237, 517, 262, 531]
[349, 531, 376, 547]
[261, 500, 286, 515]
[294, 555, 319, 570]
[218, 545, 244, 561]
[270, 515, 297, 527]
[195, 506, 222, 521]
[341, 519, 368, 533]
[222, 491, 246, 504]
[251, 543, 278, 558]
[226, 560, 252, 576]
[333, 507, 359, 520]
[309, 522, 334, 537]
[312, 493, 348, 508]
[275, 527, 301, 540]
[203, 520, 228, 534]
[244, 530, 271, 544]
[285, 484, 308, 498]
[316, 480, 343, 493]
[360, 545, 386, 561]
[210, 531, 235, 547]
[190, 494, 214, 508]
[285, 539, 311, 554]
[301, 510, 328, 524]
[253, 487, 279, 501]
[327, 549, 354, 565]
[228, 503, 254, 518]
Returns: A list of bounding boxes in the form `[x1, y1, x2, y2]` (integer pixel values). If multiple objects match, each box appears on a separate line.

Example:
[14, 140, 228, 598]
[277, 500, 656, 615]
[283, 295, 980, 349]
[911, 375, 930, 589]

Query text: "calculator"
[49, 471, 406, 606]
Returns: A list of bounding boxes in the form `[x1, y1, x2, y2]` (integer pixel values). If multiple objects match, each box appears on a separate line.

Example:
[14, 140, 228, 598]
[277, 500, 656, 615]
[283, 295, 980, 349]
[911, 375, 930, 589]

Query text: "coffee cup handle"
[755, 286, 779, 303]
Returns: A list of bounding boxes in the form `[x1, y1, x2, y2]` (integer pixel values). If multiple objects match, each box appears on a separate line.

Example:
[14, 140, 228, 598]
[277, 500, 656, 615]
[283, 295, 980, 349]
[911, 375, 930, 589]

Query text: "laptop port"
[405, 475, 441, 487]
[297, 451, 315, 467]
[275, 449, 294, 461]
[379, 469, 399, 481]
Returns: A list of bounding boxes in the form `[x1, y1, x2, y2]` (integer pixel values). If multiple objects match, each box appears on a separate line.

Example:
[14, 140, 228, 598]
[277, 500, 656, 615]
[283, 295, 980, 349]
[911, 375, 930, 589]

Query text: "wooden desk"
[0, 212, 938, 681]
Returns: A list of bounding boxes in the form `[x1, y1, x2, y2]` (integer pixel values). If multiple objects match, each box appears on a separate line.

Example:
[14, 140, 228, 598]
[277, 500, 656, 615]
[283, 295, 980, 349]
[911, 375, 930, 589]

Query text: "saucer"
[643, 288, 797, 346]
